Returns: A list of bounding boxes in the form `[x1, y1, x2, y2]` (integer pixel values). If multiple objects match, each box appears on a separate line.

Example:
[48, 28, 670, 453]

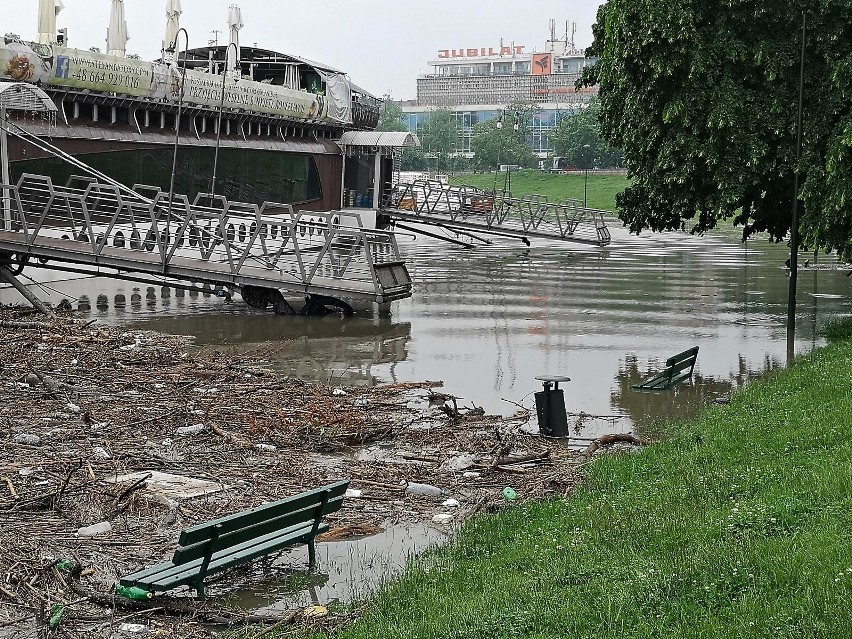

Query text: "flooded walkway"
[2, 224, 849, 439]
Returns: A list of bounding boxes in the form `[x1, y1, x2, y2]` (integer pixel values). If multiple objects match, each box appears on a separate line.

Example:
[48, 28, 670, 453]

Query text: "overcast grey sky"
[7, 1, 605, 99]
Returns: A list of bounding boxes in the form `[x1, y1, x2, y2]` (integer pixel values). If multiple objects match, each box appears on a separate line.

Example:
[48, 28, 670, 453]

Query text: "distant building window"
[515, 61, 531, 75]
[493, 63, 512, 75]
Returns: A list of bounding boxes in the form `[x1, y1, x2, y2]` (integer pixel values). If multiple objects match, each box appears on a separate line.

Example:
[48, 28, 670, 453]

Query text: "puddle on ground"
[220, 523, 446, 611]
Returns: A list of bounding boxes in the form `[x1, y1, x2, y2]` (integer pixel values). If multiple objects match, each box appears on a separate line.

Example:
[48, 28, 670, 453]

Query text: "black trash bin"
[534, 375, 570, 437]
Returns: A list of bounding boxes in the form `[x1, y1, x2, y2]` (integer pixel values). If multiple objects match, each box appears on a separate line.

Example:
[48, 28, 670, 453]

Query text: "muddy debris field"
[0, 306, 597, 636]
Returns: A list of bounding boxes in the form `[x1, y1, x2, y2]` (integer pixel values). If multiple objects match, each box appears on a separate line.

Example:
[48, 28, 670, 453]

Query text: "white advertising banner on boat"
[181, 69, 327, 121]
[1, 39, 334, 123]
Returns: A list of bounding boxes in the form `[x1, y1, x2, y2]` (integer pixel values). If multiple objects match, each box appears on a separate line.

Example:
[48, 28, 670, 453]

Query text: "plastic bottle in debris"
[48, 604, 65, 630]
[115, 584, 154, 601]
[405, 482, 442, 497]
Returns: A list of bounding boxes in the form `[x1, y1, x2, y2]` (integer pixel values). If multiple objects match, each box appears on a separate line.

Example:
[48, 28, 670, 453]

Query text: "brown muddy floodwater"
[3, 223, 848, 440]
[1, 222, 850, 611]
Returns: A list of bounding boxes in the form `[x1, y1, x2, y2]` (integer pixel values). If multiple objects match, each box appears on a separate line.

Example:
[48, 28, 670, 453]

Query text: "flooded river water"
[3, 222, 850, 440]
[2, 221, 850, 612]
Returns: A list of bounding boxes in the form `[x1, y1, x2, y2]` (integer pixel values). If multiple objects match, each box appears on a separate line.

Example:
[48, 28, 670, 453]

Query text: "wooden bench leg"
[308, 539, 316, 569]
[195, 579, 206, 600]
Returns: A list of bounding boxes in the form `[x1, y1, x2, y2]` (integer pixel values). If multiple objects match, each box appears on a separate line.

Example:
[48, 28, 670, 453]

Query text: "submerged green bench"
[632, 346, 699, 391]
[119, 479, 349, 599]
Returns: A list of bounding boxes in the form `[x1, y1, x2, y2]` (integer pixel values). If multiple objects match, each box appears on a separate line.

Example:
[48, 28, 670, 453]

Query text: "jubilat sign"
[0, 40, 336, 124]
[437, 46, 526, 59]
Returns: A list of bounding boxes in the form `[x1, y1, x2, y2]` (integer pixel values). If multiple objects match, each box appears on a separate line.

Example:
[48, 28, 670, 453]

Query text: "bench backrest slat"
[176, 480, 348, 549]
[665, 346, 699, 368]
[172, 494, 345, 565]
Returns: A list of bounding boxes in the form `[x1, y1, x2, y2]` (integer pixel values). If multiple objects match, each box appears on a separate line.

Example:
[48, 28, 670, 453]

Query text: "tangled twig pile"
[0, 305, 609, 637]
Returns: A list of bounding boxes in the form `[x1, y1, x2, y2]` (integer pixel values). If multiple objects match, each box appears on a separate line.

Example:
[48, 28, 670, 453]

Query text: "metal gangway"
[0, 173, 412, 314]
[384, 180, 611, 246]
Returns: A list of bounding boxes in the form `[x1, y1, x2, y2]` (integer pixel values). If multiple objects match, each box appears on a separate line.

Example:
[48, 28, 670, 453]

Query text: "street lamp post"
[210, 42, 240, 197]
[166, 28, 189, 239]
[583, 143, 591, 209]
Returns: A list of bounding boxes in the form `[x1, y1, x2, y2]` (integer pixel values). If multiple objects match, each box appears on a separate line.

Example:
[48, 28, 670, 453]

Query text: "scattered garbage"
[345, 488, 363, 498]
[255, 443, 277, 452]
[115, 584, 153, 601]
[462, 471, 481, 479]
[332, 388, 348, 397]
[13, 433, 41, 446]
[55, 559, 76, 572]
[440, 454, 476, 472]
[92, 446, 111, 459]
[406, 482, 442, 497]
[441, 498, 460, 508]
[48, 604, 64, 630]
[175, 424, 205, 436]
[303, 605, 329, 618]
[118, 623, 150, 634]
[431, 513, 454, 524]
[502, 487, 518, 501]
[66, 403, 82, 414]
[77, 521, 112, 537]
[354, 397, 369, 407]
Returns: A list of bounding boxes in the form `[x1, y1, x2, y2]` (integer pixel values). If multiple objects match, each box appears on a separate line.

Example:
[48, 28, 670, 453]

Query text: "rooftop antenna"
[550, 19, 556, 42]
[209, 29, 221, 47]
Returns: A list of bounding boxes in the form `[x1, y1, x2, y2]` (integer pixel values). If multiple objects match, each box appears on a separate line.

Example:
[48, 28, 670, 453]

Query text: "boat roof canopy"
[339, 131, 421, 148]
[0, 82, 57, 112]
[181, 45, 344, 75]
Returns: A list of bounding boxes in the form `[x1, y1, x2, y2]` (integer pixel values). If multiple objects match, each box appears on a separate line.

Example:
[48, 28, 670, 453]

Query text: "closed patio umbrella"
[227, 5, 243, 73]
[107, 0, 130, 57]
[37, 0, 64, 45]
[164, 0, 183, 51]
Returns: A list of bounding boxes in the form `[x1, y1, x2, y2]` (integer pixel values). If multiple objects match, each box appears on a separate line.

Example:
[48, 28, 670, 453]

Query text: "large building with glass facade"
[401, 28, 598, 158]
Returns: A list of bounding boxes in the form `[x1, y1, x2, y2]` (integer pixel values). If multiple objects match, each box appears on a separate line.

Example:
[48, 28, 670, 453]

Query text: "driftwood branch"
[584, 433, 646, 458]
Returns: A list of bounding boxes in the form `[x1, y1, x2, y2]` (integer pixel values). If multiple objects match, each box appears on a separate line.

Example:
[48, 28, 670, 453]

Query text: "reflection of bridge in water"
[121, 309, 412, 388]
[382, 180, 611, 246]
[0, 173, 412, 315]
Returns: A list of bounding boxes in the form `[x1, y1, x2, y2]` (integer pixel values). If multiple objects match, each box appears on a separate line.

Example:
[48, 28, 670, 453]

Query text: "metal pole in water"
[0, 106, 11, 230]
[787, 12, 806, 364]
[210, 42, 239, 197]
[166, 28, 189, 241]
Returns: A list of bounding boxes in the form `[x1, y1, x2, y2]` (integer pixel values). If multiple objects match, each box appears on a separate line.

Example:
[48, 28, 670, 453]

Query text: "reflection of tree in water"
[612, 353, 784, 437]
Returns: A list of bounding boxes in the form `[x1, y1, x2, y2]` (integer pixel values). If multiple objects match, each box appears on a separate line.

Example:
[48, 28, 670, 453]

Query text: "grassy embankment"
[287, 333, 852, 639]
[450, 170, 629, 212]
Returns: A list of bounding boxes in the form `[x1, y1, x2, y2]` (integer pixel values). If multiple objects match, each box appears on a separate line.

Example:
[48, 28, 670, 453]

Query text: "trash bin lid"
[535, 375, 571, 383]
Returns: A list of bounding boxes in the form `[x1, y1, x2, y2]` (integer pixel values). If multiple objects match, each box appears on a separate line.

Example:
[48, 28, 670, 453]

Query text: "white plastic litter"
[354, 397, 369, 407]
[442, 498, 460, 508]
[92, 446, 111, 459]
[13, 434, 41, 446]
[66, 403, 81, 414]
[255, 443, 277, 452]
[77, 521, 112, 537]
[345, 488, 363, 498]
[332, 388, 348, 396]
[462, 471, 482, 478]
[176, 424, 205, 436]
[440, 454, 476, 472]
[406, 482, 442, 497]
[431, 513, 454, 524]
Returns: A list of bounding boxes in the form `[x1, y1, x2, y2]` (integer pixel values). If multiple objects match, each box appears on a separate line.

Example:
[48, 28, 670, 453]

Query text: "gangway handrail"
[0, 173, 412, 305]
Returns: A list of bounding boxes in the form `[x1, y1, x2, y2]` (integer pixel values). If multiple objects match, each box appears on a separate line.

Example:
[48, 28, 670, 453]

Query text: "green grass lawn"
[450, 170, 630, 212]
[287, 338, 852, 639]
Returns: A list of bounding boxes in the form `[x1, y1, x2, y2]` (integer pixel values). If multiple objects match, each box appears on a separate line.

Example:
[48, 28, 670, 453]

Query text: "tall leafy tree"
[550, 99, 622, 168]
[416, 109, 461, 172]
[376, 95, 408, 132]
[471, 101, 539, 169]
[581, 0, 852, 258]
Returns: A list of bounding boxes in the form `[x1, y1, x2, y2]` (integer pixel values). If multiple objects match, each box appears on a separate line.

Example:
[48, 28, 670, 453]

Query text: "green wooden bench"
[632, 346, 699, 391]
[118, 479, 349, 599]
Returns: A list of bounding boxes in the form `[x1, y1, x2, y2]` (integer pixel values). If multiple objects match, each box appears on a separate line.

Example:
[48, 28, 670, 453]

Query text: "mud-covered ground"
[0, 306, 591, 637]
